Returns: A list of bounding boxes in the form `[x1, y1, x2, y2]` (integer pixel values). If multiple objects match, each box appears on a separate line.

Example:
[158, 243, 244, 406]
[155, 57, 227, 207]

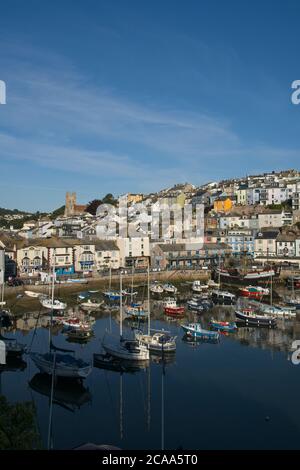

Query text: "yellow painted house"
[214, 197, 233, 213]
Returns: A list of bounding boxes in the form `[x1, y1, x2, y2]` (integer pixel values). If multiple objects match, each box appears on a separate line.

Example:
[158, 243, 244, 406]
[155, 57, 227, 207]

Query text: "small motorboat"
[235, 309, 277, 327]
[150, 283, 164, 294]
[66, 278, 88, 284]
[239, 286, 269, 299]
[210, 319, 237, 332]
[66, 328, 93, 342]
[80, 299, 103, 309]
[181, 323, 220, 340]
[89, 290, 100, 294]
[40, 297, 67, 310]
[24, 290, 41, 298]
[192, 280, 209, 293]
[163, 283, 177, 294]
[163, 299, 185, 316]
[103, 291, 121, 301]
[62, 318, 91, 330]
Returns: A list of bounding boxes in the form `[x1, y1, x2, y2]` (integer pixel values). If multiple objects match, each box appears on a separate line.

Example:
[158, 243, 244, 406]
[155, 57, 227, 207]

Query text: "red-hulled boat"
[239, 286, 269, 299]
[163, 299, 185, 316]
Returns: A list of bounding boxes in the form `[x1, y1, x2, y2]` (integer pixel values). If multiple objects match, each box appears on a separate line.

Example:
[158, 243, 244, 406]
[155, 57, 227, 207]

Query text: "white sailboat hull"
[30, 353, 92, 379]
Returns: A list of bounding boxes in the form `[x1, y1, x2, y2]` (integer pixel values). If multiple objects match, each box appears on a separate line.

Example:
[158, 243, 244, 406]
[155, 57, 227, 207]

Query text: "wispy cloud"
[0, 40, 299, 204]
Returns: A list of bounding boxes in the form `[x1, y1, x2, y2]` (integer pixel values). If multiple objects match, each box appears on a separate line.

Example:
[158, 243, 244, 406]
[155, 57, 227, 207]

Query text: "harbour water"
[1, 297, 300, 450]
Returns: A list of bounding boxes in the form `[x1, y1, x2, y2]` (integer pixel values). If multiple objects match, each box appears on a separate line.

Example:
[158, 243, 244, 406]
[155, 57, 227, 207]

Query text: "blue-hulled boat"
[124, 305, 148, 321]
[103, 291, 121, 301]
[210, 319, 237, 332]
[181, 323, 220, 340]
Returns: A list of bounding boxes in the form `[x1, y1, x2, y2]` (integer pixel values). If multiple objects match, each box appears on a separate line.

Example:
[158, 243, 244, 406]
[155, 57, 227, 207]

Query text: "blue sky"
[0, 0, 300, 211]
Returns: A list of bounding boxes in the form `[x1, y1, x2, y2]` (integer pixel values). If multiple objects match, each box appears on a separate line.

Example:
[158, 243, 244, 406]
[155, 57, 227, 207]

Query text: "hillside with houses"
[1, 168, 300, 281]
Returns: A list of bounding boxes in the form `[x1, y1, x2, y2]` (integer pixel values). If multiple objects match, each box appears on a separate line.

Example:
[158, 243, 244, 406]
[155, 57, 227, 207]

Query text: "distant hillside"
[0, 207, 31, 216]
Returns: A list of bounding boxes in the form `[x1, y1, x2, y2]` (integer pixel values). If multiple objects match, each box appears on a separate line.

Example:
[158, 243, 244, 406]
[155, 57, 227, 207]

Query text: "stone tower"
[65, 192, 77, 217]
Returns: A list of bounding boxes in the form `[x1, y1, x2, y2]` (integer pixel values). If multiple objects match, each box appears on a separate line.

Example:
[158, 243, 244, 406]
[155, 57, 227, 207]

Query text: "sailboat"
[40, 265, 66, 310]
[103, 265, 121, 301]
[102, 271, 150, 362]
[135, 262, 176, 354]
[30, 254, 92, 379]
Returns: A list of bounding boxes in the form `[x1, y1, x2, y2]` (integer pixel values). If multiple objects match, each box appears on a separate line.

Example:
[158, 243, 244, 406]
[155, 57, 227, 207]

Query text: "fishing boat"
[102, 271, 150, 362]
[41, 297, 67, 310]
[124, 305, 148, 321]
[192, 280, 208, 293]
[103, 336, 149, 362]
[186, 298, 205, 313]
[239, 286, 269, 299]
[162, 283, 177, 294]
[257, 303, 296, 318]
[235, 308, 277, 327]
[211, 290, 236, 305]
[210, 319, 237, 332]
[136, 331, 176, 353]
[163, 299, 185, 316]
[150, 282, 164, 294]
[80, 299, 103, 309]
[24, 290, 41, 298]
[181, 323, 220, 340]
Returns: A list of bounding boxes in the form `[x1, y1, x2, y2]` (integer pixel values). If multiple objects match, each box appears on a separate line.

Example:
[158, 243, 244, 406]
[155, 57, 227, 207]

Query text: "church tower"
[65, 192, 77, 216]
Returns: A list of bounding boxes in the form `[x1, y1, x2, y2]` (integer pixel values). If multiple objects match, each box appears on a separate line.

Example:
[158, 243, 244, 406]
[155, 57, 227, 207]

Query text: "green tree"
[85, 199, 102, 215]
[0, 395, 41, 449]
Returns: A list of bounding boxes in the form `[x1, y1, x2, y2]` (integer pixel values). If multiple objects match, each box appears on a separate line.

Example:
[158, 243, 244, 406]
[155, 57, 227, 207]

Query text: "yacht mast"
[120, 271, 123, 340]
[147, 259, 150, 337]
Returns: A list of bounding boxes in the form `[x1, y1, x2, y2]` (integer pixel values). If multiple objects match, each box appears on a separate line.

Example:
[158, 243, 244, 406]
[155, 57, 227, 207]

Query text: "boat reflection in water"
[93, 353, 147, 374]
[182, 334, 220, 346]
[0, 356, 27, 372]
[29, 373, 92, 411]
